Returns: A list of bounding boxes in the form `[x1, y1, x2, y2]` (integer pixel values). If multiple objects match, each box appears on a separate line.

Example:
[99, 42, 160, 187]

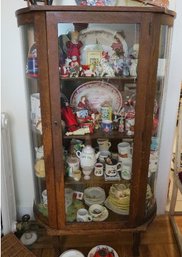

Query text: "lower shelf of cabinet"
[34, 202, 156, 236]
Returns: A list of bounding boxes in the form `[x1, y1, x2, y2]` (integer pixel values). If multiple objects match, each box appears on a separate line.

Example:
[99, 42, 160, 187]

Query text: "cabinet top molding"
[16, 5, 176, 17]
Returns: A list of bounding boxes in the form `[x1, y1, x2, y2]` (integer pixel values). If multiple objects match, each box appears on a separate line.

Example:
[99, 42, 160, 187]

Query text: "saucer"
[92, 208, 109, 222]
[59, 250, 85, 257]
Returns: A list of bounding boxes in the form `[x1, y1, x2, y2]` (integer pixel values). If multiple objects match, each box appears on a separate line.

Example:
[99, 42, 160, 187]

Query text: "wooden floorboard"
[28, 215, 181, 257]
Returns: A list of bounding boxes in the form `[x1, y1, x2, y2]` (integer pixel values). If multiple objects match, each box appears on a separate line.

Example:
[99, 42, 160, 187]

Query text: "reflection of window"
[87, 51, 102, 65]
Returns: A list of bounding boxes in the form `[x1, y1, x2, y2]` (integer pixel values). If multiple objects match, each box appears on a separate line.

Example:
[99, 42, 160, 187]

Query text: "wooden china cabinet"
[16, 5, 175, 256]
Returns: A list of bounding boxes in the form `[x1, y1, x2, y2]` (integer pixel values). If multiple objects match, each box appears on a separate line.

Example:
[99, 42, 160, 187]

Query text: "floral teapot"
[76, 145, 100, 170]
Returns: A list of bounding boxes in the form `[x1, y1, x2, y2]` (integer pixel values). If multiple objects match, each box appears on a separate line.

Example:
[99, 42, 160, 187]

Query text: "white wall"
[156, 0, 182, 214]
[1, 0, 181, 218]
[1, 0, 34, 218]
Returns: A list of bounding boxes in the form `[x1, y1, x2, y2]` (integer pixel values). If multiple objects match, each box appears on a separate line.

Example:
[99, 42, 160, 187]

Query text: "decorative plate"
[104, 198, 129, 215]
[59, 250, 85, 257]
[87, 245, 119, 257]
[79, 27, 128, 64]
[70, 81, 122, 113]
[84, 187, 106, 206]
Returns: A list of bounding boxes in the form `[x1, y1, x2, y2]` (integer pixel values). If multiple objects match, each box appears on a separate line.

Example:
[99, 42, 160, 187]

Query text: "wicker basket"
[1, 233, 36, 257]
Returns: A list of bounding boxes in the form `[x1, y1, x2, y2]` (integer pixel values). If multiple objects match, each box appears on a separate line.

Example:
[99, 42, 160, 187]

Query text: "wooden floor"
[28, 215, 181, 257]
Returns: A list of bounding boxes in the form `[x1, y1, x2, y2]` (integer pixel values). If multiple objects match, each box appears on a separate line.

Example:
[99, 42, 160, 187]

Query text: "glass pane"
[58, 23, 140, 224]
[20, 25, 48, 218]
[147, 25, 171, 213]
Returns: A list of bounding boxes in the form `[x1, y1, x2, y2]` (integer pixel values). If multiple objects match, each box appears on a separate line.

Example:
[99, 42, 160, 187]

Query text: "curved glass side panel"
[20, 25, 48, 218]
[147, 25, 172, 212]
[58, 22, 140, 224]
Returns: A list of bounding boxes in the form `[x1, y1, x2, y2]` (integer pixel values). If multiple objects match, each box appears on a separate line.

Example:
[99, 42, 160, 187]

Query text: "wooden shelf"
[64, 173, 130, 186]
[60, 76, 137, 83]
[63, 130, 134, 141]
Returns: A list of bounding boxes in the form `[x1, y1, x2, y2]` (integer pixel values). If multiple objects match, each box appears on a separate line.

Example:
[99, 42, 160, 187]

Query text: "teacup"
[76, 208, 92, 222]
[105, 159, 122, 177]
[94, 163, 104, 176]
[99, 151, 111, 163]
[97, 138, 111, 151]
[89, 204, 105, 218]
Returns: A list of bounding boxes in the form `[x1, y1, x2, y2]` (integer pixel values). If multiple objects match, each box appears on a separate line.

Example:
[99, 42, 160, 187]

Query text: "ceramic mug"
[97, 138, 111, 151]
[121, 159, 132, 180]
[76, 208, 92, 222]
[117, 142, 131, 160]
[101, 120, 112, 133]
[105, 159, 122, 177]
[66, 156, 80, 177]
[72, 169, 82, 181]
[94, 163, 104, 176]
[100, 105, 112, 121]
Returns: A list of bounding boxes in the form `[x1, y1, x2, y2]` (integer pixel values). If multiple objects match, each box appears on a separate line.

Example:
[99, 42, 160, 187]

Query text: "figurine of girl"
[66, 31, 83, 64]
[111, 34, 124, 57]
[78, 96, 91, 112]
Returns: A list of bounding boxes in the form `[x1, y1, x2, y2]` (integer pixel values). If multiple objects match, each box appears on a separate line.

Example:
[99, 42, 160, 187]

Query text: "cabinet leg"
[132, 232, 141, 257]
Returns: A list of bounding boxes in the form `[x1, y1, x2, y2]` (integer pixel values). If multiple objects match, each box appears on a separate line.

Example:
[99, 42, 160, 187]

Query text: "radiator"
[1, 113, 17, 235]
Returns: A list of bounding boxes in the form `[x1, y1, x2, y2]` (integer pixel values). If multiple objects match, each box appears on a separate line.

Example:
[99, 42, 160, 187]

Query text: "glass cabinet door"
[57, 22, 150, 224]
[21, 25, 48, 218]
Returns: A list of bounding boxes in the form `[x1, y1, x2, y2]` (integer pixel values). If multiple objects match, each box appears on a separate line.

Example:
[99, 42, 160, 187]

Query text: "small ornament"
[66, 31, 83, 64]
[118, 116, 124, 133]
[61, 103, 79, 132]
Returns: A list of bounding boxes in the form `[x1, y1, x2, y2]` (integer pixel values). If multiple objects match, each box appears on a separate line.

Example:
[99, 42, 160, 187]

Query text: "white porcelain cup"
[94, 163, 104, 176]
[121, 159, 132, 180]
[76, 208, 92, 222]
[117, 142, 131, 159]
[97, 138, 111, 151]
[105, 159, 122, 177]
[42, 189, 47, 205]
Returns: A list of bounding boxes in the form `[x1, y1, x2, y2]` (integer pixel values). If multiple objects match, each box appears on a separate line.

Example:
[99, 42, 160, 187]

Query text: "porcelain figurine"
[100, 51, 115, 77]
[129, 59, 138, 77]
[35, 146, 44, 160]
[66, 31, 83, 64]
[111, 34, 124, 57]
